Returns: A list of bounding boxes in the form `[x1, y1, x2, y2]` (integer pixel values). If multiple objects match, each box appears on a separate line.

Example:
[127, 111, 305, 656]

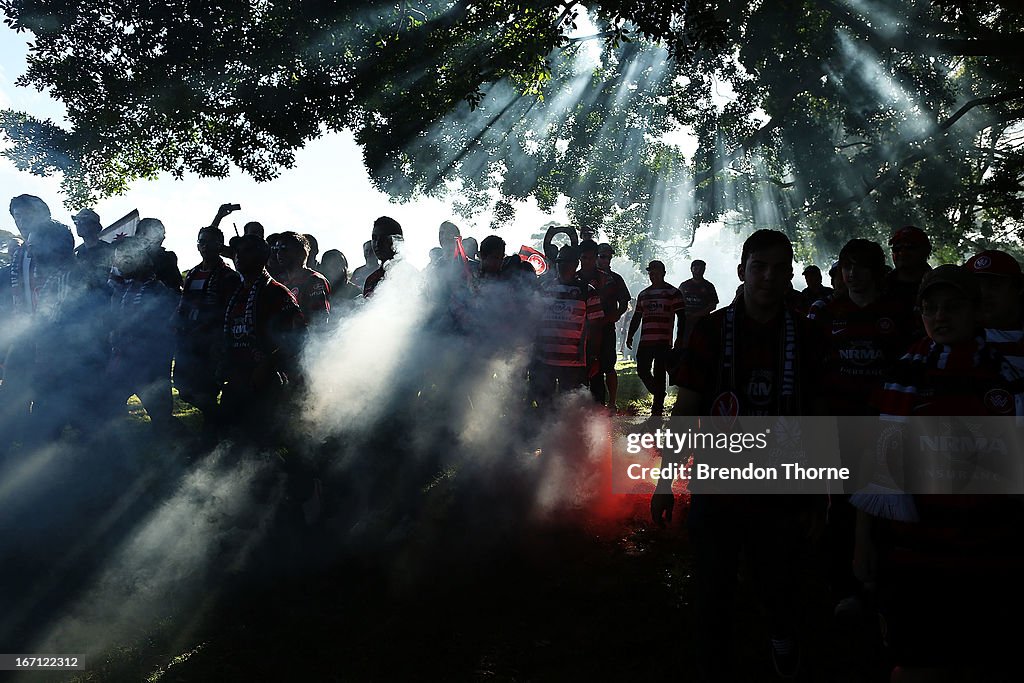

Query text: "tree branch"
[802, 89, 1024, 215]
[816, 0, 1022, 57]
[835, 141, 872, 150]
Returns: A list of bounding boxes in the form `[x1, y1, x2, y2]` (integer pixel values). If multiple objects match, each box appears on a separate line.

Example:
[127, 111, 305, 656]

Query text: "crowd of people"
[3, 192, 1024, 681]
[643, 226, 1024, 682]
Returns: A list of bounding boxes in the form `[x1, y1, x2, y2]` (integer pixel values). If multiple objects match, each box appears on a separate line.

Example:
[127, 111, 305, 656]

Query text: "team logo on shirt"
[839, 341, 883, 366]
[647, 301, 663, 312]
[877, 318, 894, 333]
[984, 388, 1014, 414]
[746, 370, 773, 407]
[711, 391, 740, 427]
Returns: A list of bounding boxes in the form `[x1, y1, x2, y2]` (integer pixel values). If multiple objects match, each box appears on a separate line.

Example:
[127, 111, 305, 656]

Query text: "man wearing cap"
[626, 260, 684, 416]
[800, 265, 832, 307]
[72, 208, 115, 291]
[1, 200, 77, 445]
[885, 225, 931, 307]
[678, 259, 719, 347]
[852, 264, 1024, 679]
[530, 244, 604, 407]
[965, 249, 1024, 375]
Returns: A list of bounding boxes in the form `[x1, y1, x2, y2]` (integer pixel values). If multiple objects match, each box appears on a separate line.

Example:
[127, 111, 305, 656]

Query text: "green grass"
[613, 356, 678, 416]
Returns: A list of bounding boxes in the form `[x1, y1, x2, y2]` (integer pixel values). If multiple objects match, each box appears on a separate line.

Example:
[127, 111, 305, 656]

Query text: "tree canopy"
[2, 0, 1022, 262]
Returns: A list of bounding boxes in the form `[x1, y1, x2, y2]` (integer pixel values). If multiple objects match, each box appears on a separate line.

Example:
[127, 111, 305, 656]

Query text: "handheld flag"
[518, 245, 547, 276]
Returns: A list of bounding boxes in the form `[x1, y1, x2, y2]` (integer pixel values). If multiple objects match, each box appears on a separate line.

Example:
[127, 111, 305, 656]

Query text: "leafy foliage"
[1, 0, 1022, 261]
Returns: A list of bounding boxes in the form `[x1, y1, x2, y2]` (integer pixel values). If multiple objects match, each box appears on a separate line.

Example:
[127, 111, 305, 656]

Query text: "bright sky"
[0, 25, 566, 271]
[0, 19, 764, 292]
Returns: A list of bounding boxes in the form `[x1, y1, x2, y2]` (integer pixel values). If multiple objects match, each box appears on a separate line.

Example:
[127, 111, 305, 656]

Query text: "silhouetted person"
[576, 240, 615, 405]
[541, 225, 578, 284]
[462, 236, 479, 266]
[852, 265, 1024, 681]
[800, 264, 832, 306]
[477, 235, 508, 278]
[807, 239, 915, 614]
[594, 243, 631, 413]
[363, 216, 404, 298]
[351, 240, 378, 290]
[660, 230, 822, 681]
[530, 245, 603, 407]
[135, 218, 183, 294]
[265, 233, 284, 279]
[319, 249, 361, 310]
[885, 225, 931, 308]
[1, 196, 76, 446]
[220, 236, 306, 443]
[438, 221, 460, 258]
[8, 194, 51, 240]
[303, 233, 320, 271]
[72, 208, 114, 291]
[106, 237, 178, 433]
[175, 226, 242, 437]
[243, 221, 265, 239]
[966, 249, 1024, 375]
[678, 259, 718, 347]
[470, 236, 530, 345]
[274, 231, 330, 327]
[828, 261, 846, 299]
[626, 260, 684, 416]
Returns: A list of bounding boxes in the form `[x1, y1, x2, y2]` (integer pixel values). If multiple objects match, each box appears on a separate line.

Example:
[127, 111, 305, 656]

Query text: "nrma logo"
[918, 436, 1008, 456]
[838, 342, 882, 365]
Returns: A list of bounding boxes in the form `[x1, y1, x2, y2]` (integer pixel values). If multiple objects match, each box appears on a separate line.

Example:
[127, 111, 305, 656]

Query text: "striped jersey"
[985, 328, 1024, 377]
[280, 267, 331, 326]
[878, 336, 1024, 421]
[635, 283, 685, 346]
[537, 276, 604, 367]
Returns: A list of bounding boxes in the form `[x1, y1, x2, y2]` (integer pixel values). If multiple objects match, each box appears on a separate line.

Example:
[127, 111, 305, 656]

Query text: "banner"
[518, 245, 547, 276]
[98, 209, 139, 243]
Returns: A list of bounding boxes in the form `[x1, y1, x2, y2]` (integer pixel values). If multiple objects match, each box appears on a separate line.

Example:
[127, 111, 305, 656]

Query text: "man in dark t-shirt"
[594, 242, 631, 412]
[884, 225, 931, 309]
[678, 259, 719, 348]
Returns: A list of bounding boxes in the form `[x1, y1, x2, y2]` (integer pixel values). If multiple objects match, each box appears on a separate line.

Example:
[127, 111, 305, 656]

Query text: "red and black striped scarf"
[713, 298, 800, 416]
[224, 270, 270, 354]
